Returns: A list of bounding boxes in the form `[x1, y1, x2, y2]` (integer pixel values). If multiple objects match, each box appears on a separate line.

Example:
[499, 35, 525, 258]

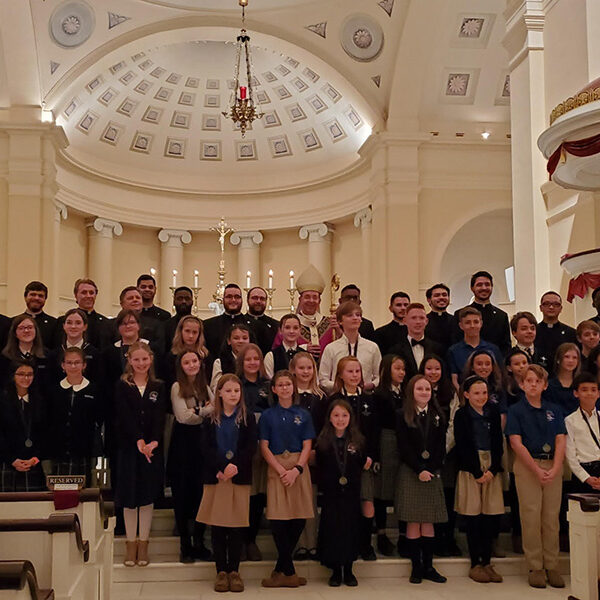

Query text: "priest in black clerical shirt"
[13, 281, 57, 349]
[424, 283, 454, 353]
[244, 287, 278, 356]
[535, 291, 577, 374]
[452, 271, 511, 356]
[203, 283, 248, 358]
[0, 313, 10, 351]
[137, 274, 172, 322]
[373, 291, 410, 356]
[162, 286, 194, 353]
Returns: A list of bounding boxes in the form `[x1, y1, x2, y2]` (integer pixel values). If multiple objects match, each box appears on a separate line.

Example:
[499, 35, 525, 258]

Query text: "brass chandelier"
[222, 0, 263, 137]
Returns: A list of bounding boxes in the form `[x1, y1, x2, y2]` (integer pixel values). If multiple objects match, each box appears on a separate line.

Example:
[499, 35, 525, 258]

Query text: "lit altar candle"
[246, 271, 251, 288]
[268, 269, 273, 289]
[194, 270, 199, 288]
[289, 270, 294, 289]
[150, 267, 157, 277]
[172, 270, 177, 287]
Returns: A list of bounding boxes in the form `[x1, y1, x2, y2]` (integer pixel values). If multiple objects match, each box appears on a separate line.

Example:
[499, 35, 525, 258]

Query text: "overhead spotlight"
[481, 131, 490, 140]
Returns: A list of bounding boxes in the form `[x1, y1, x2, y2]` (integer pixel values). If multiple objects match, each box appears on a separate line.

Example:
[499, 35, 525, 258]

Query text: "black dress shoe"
[343, 570, 358, 586]
[193, 544, 212, 561]
[377, 534, 395, 556]
[423, 567, 447, 583]
[360, 545, 377, 561]
[179, 551, 195, 564]
[409, 568, 423, 584]
[329, 570, 342, 587]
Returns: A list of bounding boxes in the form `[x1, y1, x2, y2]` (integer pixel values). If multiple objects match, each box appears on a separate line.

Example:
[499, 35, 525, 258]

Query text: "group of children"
[4, 284, 600, 593]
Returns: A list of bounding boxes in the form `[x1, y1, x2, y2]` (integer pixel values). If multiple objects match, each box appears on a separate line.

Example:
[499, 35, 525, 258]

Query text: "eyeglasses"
[64, 360, 83, 366]
[224, 294, 242, 300]
[15, 372, 34, 378]
[16, 326, 34, 332]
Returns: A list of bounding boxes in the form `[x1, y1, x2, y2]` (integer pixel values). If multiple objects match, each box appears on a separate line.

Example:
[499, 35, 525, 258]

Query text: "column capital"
[353, 207, 373, 229]
[230, 231, 264, 247]
[87, 217, 123, 238]
[503, 0, 546, 68]
[158, 229, 192, 245]
[53, 200, 68, 222]
[299, 222, 334, 242]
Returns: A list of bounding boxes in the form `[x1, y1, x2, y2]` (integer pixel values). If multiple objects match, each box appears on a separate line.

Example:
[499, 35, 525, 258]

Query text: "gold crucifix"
[210, 217, 234, 254]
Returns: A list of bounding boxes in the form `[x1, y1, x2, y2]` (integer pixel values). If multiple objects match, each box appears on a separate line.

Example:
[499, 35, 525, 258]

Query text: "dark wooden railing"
[0, 560, 54, 599]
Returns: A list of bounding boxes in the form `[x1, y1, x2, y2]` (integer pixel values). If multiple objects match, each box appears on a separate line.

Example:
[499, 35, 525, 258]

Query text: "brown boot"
[546, 569, 565, 588]
[228, 571, 244, 592]
[123, 541, 137, 567]
[136, 540, 150, 567]
[281, 574, 301, 588]
[214, 571, 229, 592]
[261, 571, 286, 587]
[528, 569, 546, 588]
[483, 564, 503, 583]
[468, 565, 490, 583]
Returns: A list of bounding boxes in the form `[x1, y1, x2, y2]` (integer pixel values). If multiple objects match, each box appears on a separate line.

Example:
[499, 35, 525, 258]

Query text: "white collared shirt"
[566, 408, 600, 482]
[264, 342, 307, 379]
[64, 339, 84, 349]
[407, 335, 425, 368]
[318, 333, 381, 393]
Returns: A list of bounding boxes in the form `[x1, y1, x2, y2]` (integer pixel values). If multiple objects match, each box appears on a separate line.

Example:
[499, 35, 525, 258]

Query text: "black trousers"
[465, 514, 495, 567]
[245, 493, 266, 543]
[211, 526, 243, 573]
[270, 519, 306, 576]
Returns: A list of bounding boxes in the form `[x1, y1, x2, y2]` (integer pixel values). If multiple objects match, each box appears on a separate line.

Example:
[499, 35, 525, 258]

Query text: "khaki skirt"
[454, 450, 504, 516]
[196, 480, 251, 528]
[266, 452, 314, 520]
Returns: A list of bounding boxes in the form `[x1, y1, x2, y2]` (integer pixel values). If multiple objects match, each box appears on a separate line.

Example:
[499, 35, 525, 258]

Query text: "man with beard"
[137, 274, 171, 322]
[203, 283, 247, 358]
[244, 286, 279, 356]
[54, 278, 112, 350]
[13, 281, 57, 348]
[162, 286, 194, 353]
[373, 292, 410, 356]
[424, 283, 454, 354]
[452, 271, 511, 356]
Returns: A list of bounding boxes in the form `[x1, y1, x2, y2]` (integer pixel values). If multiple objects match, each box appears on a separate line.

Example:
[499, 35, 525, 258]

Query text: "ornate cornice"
[550, 85, 600, 125]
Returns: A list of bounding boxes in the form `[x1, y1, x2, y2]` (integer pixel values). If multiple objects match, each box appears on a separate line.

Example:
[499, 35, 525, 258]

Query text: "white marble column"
[299, 222, 334, 310]
[87, 218, 123, 315]
[354, 207, 373, 315]
[48, 200, 67, 314]
[158, 229, 192, 310]
[230, 231, 264, 289]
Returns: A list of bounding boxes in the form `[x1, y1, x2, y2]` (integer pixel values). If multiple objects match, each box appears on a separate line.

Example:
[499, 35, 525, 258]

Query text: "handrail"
[0, 560, 54, 599]
[0, 514, 89, 562]
[0, 488, 115, 529]
[568, 493, 600, 513]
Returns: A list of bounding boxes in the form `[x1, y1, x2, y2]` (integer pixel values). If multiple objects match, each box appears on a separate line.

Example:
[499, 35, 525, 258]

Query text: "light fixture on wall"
[481, 131, 491, 140]
[222, 0, 263, 137]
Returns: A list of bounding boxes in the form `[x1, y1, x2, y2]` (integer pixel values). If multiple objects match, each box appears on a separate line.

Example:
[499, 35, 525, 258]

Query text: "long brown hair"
[211, 373, 247, 426]
[316, 398, 364, 452]
[235, 343, 266, 379]
[403, 374, 434, 427]
[175, 350, 209, 406]
[333, 356, 363, 394]
[554, 342, 581, 380]
[2, 314, 45, 359]
[121, 341, 158, 385]
[171, 316, 208, 358]
[61, 308, 88, 346]
[289, 351, 323, 399]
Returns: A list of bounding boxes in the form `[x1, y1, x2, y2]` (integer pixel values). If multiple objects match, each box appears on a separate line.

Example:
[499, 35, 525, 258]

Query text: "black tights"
[245, 493, 266, 544]
[465, 515, 497, 567]
[211, 526, 243, 573]
[270, 519, 306, 576]
[374, 499, 389, 532]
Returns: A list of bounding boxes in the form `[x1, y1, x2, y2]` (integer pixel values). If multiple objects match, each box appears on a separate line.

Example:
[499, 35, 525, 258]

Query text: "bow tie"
[411, 339, 424, 347]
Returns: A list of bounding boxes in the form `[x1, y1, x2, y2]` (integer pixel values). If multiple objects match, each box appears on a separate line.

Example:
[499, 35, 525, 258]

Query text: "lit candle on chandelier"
[172, 270, 177, 287]
[289, 270, 294, 289]
[194, 270, 199, 288]
[239, 86, 247, 100]
[246, 271, 252, 289]
[268, 269, 273, 289]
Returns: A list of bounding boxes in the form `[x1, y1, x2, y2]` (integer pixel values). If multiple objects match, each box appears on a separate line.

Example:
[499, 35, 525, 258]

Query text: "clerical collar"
[247, 312, 265, 319]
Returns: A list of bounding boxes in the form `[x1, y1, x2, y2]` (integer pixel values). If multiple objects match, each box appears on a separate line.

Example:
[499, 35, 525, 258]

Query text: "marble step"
[113, 554, 570, 583]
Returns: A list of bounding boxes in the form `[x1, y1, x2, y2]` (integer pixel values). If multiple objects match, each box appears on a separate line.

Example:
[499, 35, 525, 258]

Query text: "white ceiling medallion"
[49, 1, 95, 48]
[441, 67, 480, 105]
[340, 15, 384, 62]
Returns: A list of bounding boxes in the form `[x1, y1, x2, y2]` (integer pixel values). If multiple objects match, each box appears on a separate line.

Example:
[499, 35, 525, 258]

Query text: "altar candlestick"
[194, 270, 199, 288]
[268, 269, 273, 289]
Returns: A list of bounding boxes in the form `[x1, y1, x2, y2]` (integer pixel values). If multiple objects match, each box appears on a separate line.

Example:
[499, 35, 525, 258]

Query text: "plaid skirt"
[361, 470, 374, 501]
[395, 463, 447, 523]
[0, 462, 46, 492]
[50, 458, 94, 487]
[373, 429, 399, 501]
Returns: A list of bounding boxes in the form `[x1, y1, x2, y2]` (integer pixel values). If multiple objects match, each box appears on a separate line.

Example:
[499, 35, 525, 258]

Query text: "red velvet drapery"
[548, 132, 600, 177]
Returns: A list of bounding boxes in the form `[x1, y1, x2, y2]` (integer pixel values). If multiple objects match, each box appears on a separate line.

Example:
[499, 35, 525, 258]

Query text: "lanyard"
[580, 407, 600, 450]
[347, 339, 358, 357]
[19, 397, 33, 444]
[417, 409, 431, 456]
[333, 436, 348, 479]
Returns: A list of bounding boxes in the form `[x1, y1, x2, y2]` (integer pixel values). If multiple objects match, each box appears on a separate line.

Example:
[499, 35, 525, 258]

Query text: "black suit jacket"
[13, 312, 57, 350]
[55, 310, 113, 351]
[203, 313, 248, 359]
[373, 320, 408, 356]
[388, 336, 445, 380]
[142, 305, 172, 323]
[359, 318, 376, 342]
[425, 311, 454, 353]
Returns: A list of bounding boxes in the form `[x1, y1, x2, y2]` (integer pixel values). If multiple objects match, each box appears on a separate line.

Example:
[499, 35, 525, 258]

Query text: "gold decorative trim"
[550, 86, 600, 125]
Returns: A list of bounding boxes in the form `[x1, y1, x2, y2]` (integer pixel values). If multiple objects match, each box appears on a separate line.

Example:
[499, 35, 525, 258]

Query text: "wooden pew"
[0, 560, 54, 600]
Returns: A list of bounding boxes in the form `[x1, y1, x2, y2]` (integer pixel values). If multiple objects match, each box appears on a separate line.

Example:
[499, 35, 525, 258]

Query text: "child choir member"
[328, 356, 378, 560]
[196, 374, 257, 593]
[210, 324, 251, 392]
[396, 375, 447, 584]
[506, 364, 566, 589]
[264, 314, 307, 379]
[115, 342, 166, 568]
[165, 315, 209, 388]
[544, 342, 580, 415]
[454, 376, 504, 583]
[316, 399, 369, 586]
[372, 354, 405, 556]
[167, 350, 213, 563]
[259, 370, 314, 588]
[48, 346, 102, 483]
[0, 361, 46, 491]
[462, 350, 508, 422]
[576, 320, 600, 371]
[235, 343, 270, 561]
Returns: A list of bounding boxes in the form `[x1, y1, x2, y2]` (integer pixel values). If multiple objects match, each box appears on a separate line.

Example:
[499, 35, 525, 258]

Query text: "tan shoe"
[280, 574, 301, 588]
[136, 540, 149, 567]
[469, 565, 490, 583]
[261, 571, 286, 587]
[546, 569, 565, 588]
[228, 571, 244, 593]
[528, 569, 546, 588]
[123, 541, 137, 567]
[215, 571, 229, 592]
[483, 564, 503, 583]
